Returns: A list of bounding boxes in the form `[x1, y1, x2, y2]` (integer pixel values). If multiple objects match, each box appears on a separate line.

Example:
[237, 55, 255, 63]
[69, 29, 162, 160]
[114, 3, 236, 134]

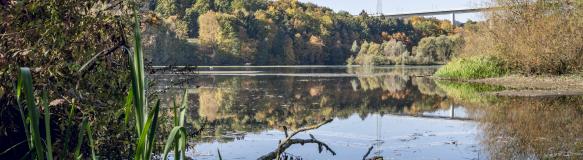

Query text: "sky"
[298, 0, 490, 22]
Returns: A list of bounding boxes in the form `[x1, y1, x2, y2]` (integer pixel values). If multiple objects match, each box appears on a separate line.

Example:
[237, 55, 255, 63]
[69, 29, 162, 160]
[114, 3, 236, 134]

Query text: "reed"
[162, 90, 189, 160]
[123, 3, 162, 160]
[16, 67, 44, 159]
[16, 68, 97, 160]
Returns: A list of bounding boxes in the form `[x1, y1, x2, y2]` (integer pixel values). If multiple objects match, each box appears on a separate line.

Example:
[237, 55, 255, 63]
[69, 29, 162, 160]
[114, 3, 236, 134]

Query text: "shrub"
[459, 0, 583, 75]
[415, 35, 464, 63]
[349, 35, 463, 66]
[435, 56, 507, 79]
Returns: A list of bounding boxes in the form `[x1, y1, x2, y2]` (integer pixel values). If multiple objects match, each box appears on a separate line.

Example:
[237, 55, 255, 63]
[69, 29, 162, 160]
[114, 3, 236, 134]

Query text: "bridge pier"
[450, 105, 455, 118]
[451, 12, 456, 27]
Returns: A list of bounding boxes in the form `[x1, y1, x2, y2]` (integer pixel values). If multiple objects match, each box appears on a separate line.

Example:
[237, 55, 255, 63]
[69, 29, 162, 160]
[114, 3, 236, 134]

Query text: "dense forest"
[148, 0, 463, 65]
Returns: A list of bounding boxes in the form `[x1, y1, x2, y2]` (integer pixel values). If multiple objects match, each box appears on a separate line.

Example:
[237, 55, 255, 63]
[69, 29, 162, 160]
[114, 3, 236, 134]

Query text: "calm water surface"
[151, 66, 583, 160]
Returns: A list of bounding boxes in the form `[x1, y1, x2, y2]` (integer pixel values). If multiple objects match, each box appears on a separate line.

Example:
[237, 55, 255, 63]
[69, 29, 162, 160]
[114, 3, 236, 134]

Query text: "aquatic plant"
[435, 56, 507, 79]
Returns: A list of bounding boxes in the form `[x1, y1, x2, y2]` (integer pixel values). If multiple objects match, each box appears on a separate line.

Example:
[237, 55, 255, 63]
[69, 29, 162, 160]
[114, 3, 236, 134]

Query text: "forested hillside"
[149, 0, 462, 65]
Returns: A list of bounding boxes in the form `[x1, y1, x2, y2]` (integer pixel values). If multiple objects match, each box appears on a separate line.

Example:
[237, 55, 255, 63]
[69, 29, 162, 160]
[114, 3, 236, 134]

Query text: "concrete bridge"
[381, 7, 495, 26]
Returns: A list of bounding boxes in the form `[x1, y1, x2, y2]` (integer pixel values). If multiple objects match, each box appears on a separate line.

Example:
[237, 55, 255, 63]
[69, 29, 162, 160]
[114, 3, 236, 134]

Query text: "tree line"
[150, 0, 462, 65]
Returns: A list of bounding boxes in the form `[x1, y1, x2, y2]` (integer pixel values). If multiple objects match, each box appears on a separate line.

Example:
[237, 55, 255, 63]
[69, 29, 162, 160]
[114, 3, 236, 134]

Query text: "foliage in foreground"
[1, 1, 134, 157]
[13, 68, 97, 160]
[435, 56, 507, 79]
[3, 3, 194, 159]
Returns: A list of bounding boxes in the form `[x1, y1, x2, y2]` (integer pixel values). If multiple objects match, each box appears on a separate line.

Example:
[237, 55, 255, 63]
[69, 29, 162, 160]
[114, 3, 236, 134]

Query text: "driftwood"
[258, 119, 336, 160]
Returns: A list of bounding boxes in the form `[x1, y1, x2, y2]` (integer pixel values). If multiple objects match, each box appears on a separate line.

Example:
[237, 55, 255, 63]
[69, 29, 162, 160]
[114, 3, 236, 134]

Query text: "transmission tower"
[376, 0, 383, 15]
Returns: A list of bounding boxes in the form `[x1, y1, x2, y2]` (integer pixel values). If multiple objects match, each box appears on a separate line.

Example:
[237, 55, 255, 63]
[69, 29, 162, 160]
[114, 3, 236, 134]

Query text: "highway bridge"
[380, 7, 495, 25]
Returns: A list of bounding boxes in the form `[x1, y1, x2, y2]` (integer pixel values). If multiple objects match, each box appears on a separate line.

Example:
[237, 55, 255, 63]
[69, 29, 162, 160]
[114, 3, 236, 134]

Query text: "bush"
[435, 56, 507, 79]
[350, 35, 463, 66]
[415, 35, 464, 63]
[458, 1, 583, 75]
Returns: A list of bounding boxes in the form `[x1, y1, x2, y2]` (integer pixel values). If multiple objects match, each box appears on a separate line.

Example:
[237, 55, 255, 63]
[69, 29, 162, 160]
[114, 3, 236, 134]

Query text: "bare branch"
[259, 138, 336, 160]
[362, 146, 374, 160]
[283, 126, 288, 137]
[78, 43, 122, 74]
[258, 119, 334, 160]
[282, 119, 333, 144]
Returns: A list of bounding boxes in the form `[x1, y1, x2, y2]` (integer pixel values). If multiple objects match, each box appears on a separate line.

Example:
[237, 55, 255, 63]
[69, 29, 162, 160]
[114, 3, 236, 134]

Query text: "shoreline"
[467, 75, 583, 97]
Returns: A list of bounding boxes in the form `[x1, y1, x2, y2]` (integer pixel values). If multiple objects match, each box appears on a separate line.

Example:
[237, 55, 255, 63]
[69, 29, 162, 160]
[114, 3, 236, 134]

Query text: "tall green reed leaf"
[15, 69, 31, 151]
[16, 68, 97, 159]
[162, 90, 189, 160]
[124, 88, 134, 125]
[42, 91, 53, 160]
[62, 99, 76, 158]
[162, 127, 186, 160]
[127, 2, 162, 160]
[74, 118, 88, 159]
[17, 68, 45, 160]
[85, 119, 97, 160]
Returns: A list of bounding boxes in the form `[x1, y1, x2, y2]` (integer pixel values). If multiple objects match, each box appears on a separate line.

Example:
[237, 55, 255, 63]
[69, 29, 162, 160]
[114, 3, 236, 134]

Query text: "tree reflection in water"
[150, 66, 583, 159]
[186, 66, 452, 142]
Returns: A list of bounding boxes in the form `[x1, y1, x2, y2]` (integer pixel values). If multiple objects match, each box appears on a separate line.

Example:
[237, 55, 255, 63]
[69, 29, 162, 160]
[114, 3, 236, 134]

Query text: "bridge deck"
[382, 7, 492, 18]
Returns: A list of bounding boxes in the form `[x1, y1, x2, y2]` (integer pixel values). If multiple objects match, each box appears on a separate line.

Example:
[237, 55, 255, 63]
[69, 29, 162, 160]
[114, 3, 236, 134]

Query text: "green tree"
[156, 0, 178, 17]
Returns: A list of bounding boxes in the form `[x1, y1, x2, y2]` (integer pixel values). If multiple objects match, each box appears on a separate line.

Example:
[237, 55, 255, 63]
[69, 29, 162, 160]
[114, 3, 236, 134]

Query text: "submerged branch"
[362, 146, 374, 160]
[258, 119, 334, 160]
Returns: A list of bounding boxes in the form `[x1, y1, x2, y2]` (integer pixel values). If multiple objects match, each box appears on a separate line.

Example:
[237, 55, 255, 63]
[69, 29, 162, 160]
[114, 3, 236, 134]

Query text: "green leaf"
[85, 119, 97, 160]
[74, 118, 88, 160]
[162, 126, 186, 160]
[144, 100, 160, 160]
[19, 68, 44, 160]
[135, 100, 160, 160]
[123, 88, 134, 125]
[42, 91, 53, 160]
[179, 89, 188, 127]
[62, 99, 76, 158]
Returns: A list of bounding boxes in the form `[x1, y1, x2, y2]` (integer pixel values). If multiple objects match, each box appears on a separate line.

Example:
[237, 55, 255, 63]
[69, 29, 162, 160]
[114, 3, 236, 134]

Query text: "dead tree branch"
[258, 119, 335, 160]
[362, 146, 374, 160]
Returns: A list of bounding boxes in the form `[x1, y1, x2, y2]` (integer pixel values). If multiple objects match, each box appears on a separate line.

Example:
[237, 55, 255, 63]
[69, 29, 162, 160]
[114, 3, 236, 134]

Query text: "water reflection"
[476, 96, 583, 159]
[148, 66, 583, 159]
[153, 66, 476, 159]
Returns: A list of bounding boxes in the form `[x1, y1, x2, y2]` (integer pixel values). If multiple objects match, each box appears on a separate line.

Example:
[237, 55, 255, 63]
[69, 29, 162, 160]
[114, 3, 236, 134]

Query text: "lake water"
[151, 66, 583, 160]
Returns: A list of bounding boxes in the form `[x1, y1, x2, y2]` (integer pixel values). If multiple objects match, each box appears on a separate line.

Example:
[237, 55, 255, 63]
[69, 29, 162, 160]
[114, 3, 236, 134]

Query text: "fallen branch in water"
[362, 146, 374, 160]
[258, 119, 335, 160]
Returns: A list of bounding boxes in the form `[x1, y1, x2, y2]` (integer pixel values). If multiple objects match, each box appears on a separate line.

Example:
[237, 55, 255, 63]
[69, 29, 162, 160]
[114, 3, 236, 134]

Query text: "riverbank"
[459, 75, 583, 97]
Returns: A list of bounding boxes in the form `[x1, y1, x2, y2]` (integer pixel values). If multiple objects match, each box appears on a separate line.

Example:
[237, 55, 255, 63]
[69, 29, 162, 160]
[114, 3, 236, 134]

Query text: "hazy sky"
[298, 0, 490, 21]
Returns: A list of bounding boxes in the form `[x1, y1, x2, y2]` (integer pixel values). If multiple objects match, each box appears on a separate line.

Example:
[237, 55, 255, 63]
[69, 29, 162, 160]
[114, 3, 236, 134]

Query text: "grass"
[435, 56, 507, 80]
